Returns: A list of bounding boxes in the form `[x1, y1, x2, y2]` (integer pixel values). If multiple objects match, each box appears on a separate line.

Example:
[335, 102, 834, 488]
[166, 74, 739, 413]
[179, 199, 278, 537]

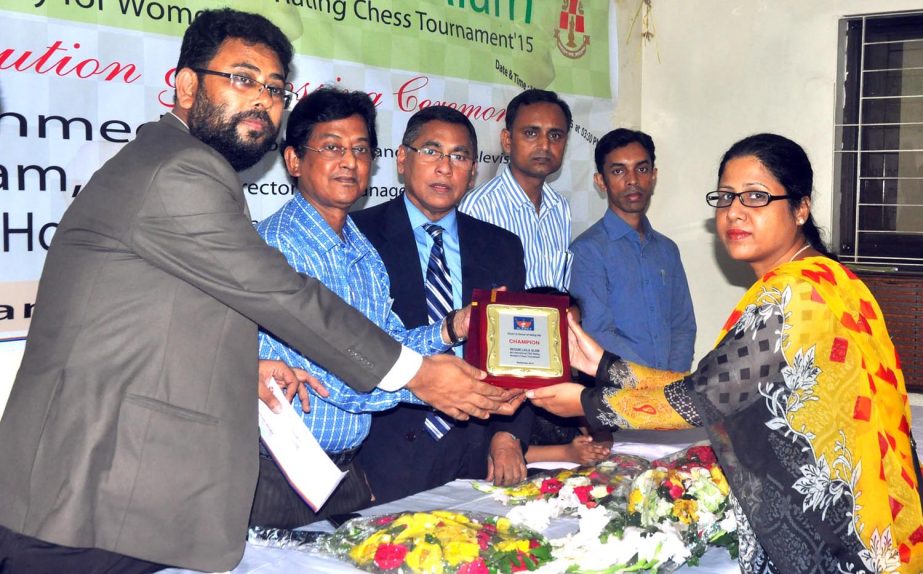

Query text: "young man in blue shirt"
[569, 129, 696, 372]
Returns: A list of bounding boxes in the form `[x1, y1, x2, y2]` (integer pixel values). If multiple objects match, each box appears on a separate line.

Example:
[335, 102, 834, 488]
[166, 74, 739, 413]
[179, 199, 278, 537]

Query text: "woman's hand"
[526, 383, 586, 418]
[567, 309, 605, 376]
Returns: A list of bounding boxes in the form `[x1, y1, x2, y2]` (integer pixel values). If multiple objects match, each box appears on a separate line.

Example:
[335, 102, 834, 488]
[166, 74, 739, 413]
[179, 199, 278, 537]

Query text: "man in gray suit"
[0, 9, 514, 573]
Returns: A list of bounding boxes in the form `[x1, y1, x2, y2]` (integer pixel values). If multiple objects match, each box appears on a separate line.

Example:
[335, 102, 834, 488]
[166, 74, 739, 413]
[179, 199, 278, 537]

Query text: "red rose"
[373, 543, 408, 570]
[573, 485, 593, 504]
[457, 558, 489, 574]
[477, 530, 491, 550]
[540, 478, 563, 494]
[373, 515, 396, 526]
[686, 446, 717, 464]
[668, 483, 685, 499]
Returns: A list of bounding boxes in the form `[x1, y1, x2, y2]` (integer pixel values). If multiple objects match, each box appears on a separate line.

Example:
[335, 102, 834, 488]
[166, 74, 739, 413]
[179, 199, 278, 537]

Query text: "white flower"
[697, 508, 718, 531]
[602, 527, 651, 566]
[858, 527, 901, 574]
[651, 522, 694, 565]
[553, 485, 581, 512]
[590, 485, 610, 500]
[563, 475, 591, 488]
[718, 512, 737, 533]
[507, 499, 556, 532]
[575, 505, 612, 541]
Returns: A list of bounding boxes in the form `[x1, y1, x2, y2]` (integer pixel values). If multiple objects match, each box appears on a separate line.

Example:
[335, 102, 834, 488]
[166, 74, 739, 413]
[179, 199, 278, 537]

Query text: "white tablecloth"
[163, 425, 740, 574]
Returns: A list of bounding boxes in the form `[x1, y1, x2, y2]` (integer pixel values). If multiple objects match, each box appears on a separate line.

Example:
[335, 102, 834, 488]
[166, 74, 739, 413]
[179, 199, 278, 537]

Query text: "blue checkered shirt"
[460, 165, 572, 290]
[257, 194, 447, 453]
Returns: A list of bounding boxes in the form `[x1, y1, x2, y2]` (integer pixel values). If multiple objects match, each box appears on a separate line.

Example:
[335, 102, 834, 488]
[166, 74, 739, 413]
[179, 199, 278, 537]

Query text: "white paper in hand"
[258, 377, 346, 511]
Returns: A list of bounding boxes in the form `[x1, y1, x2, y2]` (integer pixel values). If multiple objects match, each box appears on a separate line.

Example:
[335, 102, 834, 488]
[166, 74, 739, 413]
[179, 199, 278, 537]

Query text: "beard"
[187, 86, 279, 172]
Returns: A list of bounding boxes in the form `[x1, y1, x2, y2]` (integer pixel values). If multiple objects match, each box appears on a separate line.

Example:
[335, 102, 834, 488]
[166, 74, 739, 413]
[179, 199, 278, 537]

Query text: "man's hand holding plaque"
[465, 289, 571, 388]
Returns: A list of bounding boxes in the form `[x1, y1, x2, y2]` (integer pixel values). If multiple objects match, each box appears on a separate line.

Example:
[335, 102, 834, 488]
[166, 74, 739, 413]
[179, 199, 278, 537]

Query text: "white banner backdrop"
[0, 1, 618, 342]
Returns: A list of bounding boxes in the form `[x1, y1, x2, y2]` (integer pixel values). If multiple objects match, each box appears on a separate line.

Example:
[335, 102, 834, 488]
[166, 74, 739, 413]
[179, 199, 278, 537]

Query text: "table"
[163, 408, 923, 574]
[163, 426, 740, 574]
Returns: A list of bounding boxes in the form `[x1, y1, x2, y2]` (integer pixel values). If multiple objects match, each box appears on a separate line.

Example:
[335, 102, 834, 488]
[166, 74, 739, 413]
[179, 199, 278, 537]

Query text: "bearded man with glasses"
[0, 9, 516, 573]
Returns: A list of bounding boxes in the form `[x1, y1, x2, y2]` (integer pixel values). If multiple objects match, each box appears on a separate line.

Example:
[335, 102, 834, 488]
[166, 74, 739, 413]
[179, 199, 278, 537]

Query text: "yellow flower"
[432, 510, 469, 524]
[494, 517, 511, 533]
[506, 484, 541, 498]
[496, 539, 529, 553]
[628, 488, 644, 512]
[405, 540, 444, 574]
[672, 499, 699, 525]
[349, 530, 391, 564]
[443, 540, 480, 565]
[710, 466, 730, 495]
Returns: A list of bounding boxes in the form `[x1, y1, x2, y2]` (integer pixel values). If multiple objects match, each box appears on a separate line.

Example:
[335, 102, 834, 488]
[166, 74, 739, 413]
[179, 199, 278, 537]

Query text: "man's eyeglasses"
[706, 190, 791, 208]
[305, 144, 373, 160]
[404, 144, 472, 165]
[194, 68, 297, 109]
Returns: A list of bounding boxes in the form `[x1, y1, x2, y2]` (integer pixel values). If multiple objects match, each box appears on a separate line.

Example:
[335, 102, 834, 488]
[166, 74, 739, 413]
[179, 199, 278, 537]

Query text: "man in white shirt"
[460, 89, 572, 291]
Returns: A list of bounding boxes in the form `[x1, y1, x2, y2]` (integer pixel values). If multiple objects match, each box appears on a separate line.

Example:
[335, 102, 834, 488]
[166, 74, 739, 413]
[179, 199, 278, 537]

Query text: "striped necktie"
[421, 223, 454, 440]
[423, 224, 453, 323]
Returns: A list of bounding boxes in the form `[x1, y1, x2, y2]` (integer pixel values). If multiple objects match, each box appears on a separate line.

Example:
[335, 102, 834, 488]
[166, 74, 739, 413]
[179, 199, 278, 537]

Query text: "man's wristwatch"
[444, 309, 465, 345]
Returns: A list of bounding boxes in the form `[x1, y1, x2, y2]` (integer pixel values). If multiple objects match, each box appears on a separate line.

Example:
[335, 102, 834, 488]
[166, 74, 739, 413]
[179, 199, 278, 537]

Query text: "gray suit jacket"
[0, 114, 401, 571]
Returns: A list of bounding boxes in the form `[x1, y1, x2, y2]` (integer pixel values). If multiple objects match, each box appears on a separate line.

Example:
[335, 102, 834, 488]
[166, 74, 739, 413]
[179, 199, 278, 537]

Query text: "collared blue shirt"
[404, 195, 463, 357]
[257, 194, 447, 452]
[568, 210, 696, 372]
[459, 165, 571, 291]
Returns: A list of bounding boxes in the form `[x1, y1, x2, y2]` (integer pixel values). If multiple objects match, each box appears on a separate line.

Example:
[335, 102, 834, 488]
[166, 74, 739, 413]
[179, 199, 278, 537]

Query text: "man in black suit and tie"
[353, 106, 532, 504]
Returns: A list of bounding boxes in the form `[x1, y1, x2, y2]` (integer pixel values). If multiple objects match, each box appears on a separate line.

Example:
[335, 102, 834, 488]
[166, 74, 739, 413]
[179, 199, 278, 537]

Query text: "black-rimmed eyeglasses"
[404, 144, 473, 165]
[706, 190, 791, 208]
[193, 68, 297, 109]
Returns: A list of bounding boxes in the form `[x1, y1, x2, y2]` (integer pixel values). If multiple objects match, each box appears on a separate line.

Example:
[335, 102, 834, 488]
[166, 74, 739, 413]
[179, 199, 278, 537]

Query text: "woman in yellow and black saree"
[530, 134, 923, 574]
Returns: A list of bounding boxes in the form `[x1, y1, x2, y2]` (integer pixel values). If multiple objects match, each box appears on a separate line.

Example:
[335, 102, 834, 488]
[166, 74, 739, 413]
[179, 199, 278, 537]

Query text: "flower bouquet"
[518, 445, 738, 574]
[320, 510, 553, 574]
[472, 454, 651, 532]
[628, 444, 738, 563]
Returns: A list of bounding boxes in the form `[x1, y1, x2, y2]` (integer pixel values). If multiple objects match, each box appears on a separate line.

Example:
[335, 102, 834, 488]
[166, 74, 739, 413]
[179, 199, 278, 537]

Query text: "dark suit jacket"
[0, 114, 402, 571]
[352, 195, 529, 504]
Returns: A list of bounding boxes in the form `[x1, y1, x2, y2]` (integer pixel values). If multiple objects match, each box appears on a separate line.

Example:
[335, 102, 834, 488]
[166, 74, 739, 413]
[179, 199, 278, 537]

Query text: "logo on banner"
[513, 317, 535, 331]
[555, 0, 590, 59]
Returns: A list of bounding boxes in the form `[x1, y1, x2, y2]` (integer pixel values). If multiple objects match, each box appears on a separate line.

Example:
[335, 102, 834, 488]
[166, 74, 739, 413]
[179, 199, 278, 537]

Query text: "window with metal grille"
[834, 11, 923, 274]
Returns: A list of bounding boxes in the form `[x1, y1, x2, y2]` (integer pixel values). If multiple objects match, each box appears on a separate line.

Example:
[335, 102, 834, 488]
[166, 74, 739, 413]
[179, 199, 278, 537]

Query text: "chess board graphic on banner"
[0, 0, 617, 340]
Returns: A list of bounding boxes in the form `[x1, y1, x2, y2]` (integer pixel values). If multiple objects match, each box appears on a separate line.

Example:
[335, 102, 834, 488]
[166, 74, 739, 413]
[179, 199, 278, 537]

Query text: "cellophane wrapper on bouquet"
[473, 453, 651, 510]
[318, 510, 553, 574]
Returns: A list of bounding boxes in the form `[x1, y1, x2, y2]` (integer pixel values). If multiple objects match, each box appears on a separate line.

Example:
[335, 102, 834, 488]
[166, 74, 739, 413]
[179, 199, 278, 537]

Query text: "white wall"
[635, 0, 923, 362]
[0, 340, 25, 416]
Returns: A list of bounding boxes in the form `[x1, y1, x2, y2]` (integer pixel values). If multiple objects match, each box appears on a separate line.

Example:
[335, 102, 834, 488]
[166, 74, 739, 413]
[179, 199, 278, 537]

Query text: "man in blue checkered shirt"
[249, 88, 469, 528]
